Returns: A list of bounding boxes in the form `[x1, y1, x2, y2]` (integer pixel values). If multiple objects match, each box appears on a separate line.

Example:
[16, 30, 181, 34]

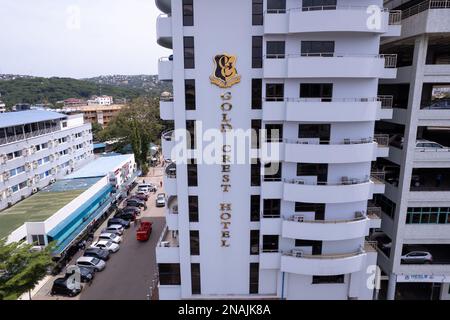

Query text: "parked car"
[114, 211, 136, 221]
[83, 247, 110, 261]
[416, 139, 449, 151]
[76, 256, 106, 272]
[122, 206, 140, 215]
[65, 266, 95, 283]
[99, 232, 122, 244]
[401, 251, 433, 264]
[126, 199, 147, 210]
[133, 192, 148, 201]
[155, 193, 166, 207]
[423, 99, 450, 109]
[108, 218, 130, 229]
[91, 240, 120, 253]
[51, 277, 82, 297]
[102, 224, 124, 235]
[138, 184, 157, 193]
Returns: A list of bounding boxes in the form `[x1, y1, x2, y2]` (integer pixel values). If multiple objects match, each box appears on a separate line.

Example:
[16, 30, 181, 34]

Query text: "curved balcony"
[155, 0, 171, 14]
[156, 14, 172, 49]
[283, 138, 378, 164]
[282, 177, 375, 204]
[161, 130, 175, 162]
[160, 93, 174, 120]
[264, 6, 392, 35]
[281, 213, 371, 241]
[263, 54, 397, 79]
[158, 57, 173, 81]
[280, 247, 369, 276]
[166, 195, 178, 230]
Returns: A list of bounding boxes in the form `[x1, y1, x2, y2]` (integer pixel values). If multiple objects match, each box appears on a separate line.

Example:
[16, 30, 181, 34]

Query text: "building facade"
[63, 105, 123, 128]
[156, 0, 401, 300]
[375, 0, 450, 300]
[0, 110, 94, 211]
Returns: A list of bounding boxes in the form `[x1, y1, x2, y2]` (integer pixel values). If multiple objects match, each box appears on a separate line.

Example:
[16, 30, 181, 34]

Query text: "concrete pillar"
[387, 273, 397, 300]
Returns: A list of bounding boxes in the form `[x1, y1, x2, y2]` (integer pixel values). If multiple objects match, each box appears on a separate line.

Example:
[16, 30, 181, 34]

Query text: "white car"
[156, 193, 166, 207]
[91, 240, 120, 253]
[401, 251, 433, 264]
[416, 139, 449, 152]
[102, 224, 124, 236]
[76, 256, 106, 272]
[99, 232, 122, 244]
[138, 184, 157, 194]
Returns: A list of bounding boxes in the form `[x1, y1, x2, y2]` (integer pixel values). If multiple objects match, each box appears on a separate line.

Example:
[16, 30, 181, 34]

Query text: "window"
[298, 124, 330, 142]
[252, 0, 263, 25]
[266, 83, 284, 101]
[262, 235, 279, 252]
[297, 163, 328, 182]
[187, 161, 198, 187]
[263, 199, 281, 218]
[185, 80, 196, 110]
[373, 194, 396, 219]
[406, 207, 450, 224]
[31, 235, 45, 246]
[252, 79, 262, 109]
[267, 0, 286, 13]
[251, 159, 261, 186]
[295, 240, 322, 255]
[264, 162, 282, 182]
[250, 195, 260, 222]
[265, 124, 283, 142]
[266, 41, 285, 59]
[250, 230, 260, 255]
[189, 196, 199, 222]
[191, 263, 201, 294]
[186, 120, 196, 149]
[312, 275, 344, 284]
[300, 83, 333, 102]
[183, 0, 194, 26]
[184, 36, 195, 69]
[249, 263, 259, 294]
[252, 36, 263, 68]
[303, 0, 337, 11]
[158, 264, 181, 285]
[295, 203, 325, 220]
[301, 41, 335, 57]
[251, 120, 262, 149]
[190, 230, 200, 255]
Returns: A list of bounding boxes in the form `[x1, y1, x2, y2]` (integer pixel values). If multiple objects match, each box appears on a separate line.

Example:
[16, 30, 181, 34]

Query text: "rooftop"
[0, 177, 100, 240]
[0, 110, 67, 129]
[64, 154, 134, 179]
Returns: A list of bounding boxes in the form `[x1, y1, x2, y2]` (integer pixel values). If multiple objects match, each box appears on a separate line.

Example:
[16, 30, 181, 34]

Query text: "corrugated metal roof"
[0, 110, 67, 129]
[64, 154, 134, 179]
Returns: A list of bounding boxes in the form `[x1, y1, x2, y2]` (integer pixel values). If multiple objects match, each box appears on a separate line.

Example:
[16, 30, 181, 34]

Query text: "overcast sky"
[0, 0, 172, 78]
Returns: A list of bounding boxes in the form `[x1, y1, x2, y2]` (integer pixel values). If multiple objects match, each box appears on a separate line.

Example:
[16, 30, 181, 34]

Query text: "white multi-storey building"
[155, 0, 401, 300]
[0, 110, 94, 211]
[375, 0, 450, 300]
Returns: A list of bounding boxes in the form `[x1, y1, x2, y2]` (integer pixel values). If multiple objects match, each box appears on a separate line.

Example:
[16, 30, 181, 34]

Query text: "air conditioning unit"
[27, 179, 33, 187]
[48, 140, 53, 148]
[292, 249, 303, 258]
[0, 155, 7, 165]
[6, 187, 13, 197]
[23, 148, 29, 156]
[34, 174, 40, 182]
[3, 171, 11, 181]
[160, 241, 170, 247]
[31, 146, 37, 154]
[51, 168, 57, 175]
[25, 162, 32, 171]
[292, 214, 304, 222]
[32, 187, 38, 194]
[53, 140, 59, 147]
[32, 161, 38, 169]
[50, 178, 56, 184]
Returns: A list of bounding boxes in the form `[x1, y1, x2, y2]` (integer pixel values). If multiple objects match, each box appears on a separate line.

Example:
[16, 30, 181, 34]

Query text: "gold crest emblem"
[210, 54, 241, 88]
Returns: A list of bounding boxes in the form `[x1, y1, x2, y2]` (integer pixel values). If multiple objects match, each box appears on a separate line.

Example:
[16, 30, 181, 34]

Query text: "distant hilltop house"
[63, 98, 87, 108]
[87, 95, 114, 106]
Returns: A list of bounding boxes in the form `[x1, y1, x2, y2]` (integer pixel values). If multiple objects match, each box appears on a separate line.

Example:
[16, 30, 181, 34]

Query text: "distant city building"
[88, 95, 114, 106]
[12, 103, 31, 111]
[63, 104, 124, 127]
[0, 110, 94, 211]
[63, 98, 87, 108]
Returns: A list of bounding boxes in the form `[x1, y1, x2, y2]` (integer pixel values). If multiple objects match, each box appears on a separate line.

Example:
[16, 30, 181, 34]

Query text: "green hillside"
[0, 77, 145, 108]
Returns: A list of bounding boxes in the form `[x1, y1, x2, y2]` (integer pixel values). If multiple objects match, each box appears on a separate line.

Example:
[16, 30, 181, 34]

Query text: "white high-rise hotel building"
[155, 0, 401, 299]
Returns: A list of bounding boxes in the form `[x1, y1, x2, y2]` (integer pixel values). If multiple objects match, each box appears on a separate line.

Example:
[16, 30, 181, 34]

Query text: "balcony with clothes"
[280, 242, 378, 276]
[263, 2, 401, 35]
[156, 225, 179, 263]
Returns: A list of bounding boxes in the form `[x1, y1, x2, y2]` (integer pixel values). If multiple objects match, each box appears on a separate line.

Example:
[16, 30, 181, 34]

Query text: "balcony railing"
[402, 0, 450, 20]
[157, 225, 179, 248]
[0, 127, 59, 146]
[285, 211, 367, 224]
[160, 94, 173, 102]
[389, 10, 403, 25]
[284, 176, 370, 186]
[370, 171, 386, 184]
[378, 95, 394, 109]
[265, 97, 380, 103]
[283, 137, 374, 145]
[381, 54, 398, 68]
[367, 206, 382, 219]
[374, 134, 390, 147]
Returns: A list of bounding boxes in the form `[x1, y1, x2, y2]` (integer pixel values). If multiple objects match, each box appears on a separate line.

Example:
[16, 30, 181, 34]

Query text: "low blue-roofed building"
[66, 154, 136, 179]
[0, 110, 67, 129]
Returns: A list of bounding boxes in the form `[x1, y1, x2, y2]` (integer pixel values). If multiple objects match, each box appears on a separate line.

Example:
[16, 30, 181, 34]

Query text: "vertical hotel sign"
[210, 54, 241, 248]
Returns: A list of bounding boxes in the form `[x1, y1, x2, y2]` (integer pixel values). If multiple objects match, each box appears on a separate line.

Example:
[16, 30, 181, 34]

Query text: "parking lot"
[30, 167, 166, 300]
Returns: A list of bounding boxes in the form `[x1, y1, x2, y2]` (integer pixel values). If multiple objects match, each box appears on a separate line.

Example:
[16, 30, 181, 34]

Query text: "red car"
[136, 221, 152, 241]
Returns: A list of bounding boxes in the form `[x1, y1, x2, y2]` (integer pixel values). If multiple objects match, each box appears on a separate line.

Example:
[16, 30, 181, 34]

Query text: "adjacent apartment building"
[155, 0, 401, 299]
[372, 0, 450, 300]
[63, 104, 124, 128]
[0, 110, 94, 211]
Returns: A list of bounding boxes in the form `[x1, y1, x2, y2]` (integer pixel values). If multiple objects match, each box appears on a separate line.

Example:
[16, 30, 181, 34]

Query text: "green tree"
[0, 240, 55, 300]
[91, 122, 104, 142]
